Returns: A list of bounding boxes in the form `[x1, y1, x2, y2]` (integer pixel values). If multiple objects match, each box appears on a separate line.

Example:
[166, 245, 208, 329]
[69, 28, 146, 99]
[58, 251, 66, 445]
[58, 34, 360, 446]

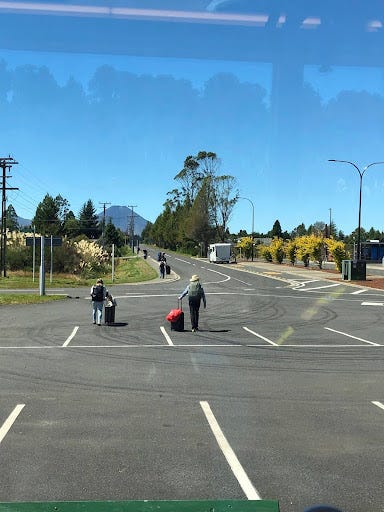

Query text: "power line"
[1, 156, 19, 277]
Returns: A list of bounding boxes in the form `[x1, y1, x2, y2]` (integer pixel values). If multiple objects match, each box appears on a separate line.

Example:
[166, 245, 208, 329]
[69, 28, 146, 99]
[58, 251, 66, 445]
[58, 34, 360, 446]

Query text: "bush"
[285, 239, 297, 265]
[259, 244, 272, 262]
[7, 246, 32, 270]
[73, 239, 109, 276]
[269, 237, 285, 263]
[236, 236, 253, 260]
[325, 238, 349, 272]
[296, 234, 324, 268]
[52, 243, 81, 273]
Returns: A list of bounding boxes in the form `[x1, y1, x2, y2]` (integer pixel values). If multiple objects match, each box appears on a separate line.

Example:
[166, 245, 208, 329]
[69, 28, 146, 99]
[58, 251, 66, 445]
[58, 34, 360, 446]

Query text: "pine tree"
[78, 199, 101, 239]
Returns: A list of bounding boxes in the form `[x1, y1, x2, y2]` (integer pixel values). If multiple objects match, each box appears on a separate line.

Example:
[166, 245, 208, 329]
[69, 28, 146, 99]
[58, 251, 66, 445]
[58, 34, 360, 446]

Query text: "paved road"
[0, 253, 383, 512]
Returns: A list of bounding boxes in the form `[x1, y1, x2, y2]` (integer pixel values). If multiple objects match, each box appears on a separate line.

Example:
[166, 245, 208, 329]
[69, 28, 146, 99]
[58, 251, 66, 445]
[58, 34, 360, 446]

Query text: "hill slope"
[101, 205, 149, 235]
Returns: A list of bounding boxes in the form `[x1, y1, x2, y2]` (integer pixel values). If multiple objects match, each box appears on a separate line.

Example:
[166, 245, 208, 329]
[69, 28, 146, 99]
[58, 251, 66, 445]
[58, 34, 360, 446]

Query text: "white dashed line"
[160, 326, 174, 346]
[243, 326, 278, 346]
[0, 404, 25, 445]
[62, 326, 79, 347]
[372, 401, 384, 411]
[200, 401, 261, 500]
[351, 289, 368, 295]
[324, 327, 381, 346]
[302, 283, 341, 292]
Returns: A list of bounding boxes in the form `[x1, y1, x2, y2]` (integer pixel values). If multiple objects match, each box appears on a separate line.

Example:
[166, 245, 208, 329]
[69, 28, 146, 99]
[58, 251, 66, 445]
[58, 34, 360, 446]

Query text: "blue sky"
[1, 4, 384, 236]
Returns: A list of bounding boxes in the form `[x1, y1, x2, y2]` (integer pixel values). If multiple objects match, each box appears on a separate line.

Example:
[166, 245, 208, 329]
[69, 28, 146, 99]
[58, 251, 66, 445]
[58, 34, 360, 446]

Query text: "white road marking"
[301, 283, 341, 292]
[324, 327, 381, 346]
[0, 343, 381, 350]
[292, 279, 321, 289]
[62, 326, 79, 347]
[160, 326, 174, 346]
[175, 258, 192, 264]
[0, 404, 25, 444]
[351, 289, 367, 295]
[372, 401, 384, 411]
[243, 327, 278, 346]
[200, 401, 261, 500]
[204, 267, 231, 283]
[361, 302, 384, 306]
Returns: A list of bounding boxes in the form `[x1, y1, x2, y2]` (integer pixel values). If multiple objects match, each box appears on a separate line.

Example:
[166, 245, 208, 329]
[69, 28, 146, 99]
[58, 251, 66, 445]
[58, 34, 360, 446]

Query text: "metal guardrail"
[0, 500, 279, 512]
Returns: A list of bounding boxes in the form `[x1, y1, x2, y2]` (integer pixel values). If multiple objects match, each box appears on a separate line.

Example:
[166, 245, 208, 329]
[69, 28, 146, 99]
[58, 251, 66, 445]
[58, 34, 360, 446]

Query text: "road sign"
[26, 237, 62, 247]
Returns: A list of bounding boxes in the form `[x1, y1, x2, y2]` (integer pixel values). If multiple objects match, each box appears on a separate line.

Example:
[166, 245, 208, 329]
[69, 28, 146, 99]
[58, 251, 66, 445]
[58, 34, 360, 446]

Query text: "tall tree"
[174, 151, 238, 244]
[185, 179, 215, 249]
[211, 175, 239, 241]
[291, 223, 307, 238]
[174, 155, 201, 203]
[5, 204, 19, 231]
[78, 199, 101, 239]
[270, 219, 283, 238]
[62, 210, 79, 238]
[308, 221, 325, 236]
[32, 194, 62, 235]
[104, 219, 124, 248]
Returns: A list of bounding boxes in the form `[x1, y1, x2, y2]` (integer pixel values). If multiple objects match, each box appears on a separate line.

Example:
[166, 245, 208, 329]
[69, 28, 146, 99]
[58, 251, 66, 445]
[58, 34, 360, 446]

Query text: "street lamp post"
[328, 159, 384, 260]
[239, 197, 255, 261]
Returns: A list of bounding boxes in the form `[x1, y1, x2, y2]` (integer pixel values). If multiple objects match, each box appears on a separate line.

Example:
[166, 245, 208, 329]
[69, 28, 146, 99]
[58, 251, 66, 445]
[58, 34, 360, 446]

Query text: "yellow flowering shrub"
[236, 236, 254, 260]
[259, 243, 272, 262]
[269, 237, 285, 263]
[325, 238, 349, 272]
[285, 239, 297, 265]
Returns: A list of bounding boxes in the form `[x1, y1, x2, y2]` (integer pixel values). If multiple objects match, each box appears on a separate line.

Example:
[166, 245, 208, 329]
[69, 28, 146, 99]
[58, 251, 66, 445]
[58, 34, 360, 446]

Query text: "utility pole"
[99, 201, 111, 245]
[127, 205, 137, 253]
[0, 156, 19, 277]
[329, 208, 332, 237]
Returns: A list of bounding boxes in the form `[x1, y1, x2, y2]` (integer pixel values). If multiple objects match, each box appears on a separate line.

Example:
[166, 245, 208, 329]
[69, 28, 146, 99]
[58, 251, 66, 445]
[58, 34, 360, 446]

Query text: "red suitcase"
[166, 299, 184, 332]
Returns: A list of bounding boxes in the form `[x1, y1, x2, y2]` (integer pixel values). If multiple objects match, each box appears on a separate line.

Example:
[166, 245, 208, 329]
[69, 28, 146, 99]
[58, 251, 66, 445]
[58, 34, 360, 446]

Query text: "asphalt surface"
[0, 253, 383, 512]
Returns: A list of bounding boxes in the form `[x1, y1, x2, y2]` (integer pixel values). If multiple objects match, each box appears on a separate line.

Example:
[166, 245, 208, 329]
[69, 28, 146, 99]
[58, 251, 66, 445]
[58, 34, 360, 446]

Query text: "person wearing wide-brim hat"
[178, 274, 206, 332]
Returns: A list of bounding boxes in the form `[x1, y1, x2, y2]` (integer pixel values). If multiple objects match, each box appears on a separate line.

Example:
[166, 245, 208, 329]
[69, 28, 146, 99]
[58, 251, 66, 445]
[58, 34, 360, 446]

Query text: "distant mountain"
[17, 216, 32, 228]
[100, 205, 148, 235]
[14, 206, 149, 235]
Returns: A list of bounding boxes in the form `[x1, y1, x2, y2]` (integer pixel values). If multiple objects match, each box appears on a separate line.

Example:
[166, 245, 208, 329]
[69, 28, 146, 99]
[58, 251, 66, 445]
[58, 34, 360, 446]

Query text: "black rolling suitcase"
[171, 310, 184, 331]
[105, 305, 115, 324]
[166, 264, 171, 275]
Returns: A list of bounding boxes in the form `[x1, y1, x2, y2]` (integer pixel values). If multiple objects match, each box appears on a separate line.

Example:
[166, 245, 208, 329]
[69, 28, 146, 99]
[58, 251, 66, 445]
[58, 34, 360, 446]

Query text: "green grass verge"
[0, 257, 158, 290]
[0, 294, 67, 305]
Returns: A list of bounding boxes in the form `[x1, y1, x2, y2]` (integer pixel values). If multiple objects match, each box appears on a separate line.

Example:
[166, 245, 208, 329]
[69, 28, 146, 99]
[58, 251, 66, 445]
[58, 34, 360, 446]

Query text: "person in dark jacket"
[178, 274, 206, 332]
[90, 278, 107, 325]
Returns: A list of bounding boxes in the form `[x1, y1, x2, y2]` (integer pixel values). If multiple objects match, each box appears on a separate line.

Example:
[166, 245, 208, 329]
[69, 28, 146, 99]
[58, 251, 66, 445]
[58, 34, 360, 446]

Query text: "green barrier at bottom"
[0, 500, 279, 512]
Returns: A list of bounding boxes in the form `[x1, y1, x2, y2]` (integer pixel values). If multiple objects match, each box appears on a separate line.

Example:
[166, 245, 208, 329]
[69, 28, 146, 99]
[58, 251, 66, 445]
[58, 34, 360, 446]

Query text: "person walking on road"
[90, 278, 107, 325]
[159, 260, 165, 279]
[178, 274, 206, 332]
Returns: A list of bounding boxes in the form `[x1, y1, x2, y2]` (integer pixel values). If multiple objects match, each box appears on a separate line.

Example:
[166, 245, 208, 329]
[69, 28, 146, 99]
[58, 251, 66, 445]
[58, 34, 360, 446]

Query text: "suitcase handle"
[178, 298, 183, 311]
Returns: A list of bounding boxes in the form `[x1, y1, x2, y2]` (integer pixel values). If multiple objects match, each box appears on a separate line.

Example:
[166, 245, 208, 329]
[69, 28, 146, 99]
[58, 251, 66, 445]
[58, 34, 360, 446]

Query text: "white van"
[208, 243, 232, 263]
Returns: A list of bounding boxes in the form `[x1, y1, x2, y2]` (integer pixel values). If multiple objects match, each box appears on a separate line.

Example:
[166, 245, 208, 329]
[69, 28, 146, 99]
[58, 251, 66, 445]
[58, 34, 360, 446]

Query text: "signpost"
[26, 236, 62, 295]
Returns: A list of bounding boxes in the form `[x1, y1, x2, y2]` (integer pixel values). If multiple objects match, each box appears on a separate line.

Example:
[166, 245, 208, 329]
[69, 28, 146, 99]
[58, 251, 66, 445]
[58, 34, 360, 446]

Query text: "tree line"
[5, 196, 126, 250]
[140, 154, 384, 255]
[140, 151, 239, 254]
[4, 150, 384, 262]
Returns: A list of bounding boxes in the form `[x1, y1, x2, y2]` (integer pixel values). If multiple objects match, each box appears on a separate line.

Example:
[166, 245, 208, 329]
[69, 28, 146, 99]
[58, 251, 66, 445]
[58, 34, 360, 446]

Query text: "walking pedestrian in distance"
[178, 274, 206, 332]
[159, 260, 165, 279]
[90, 278, 107, 325]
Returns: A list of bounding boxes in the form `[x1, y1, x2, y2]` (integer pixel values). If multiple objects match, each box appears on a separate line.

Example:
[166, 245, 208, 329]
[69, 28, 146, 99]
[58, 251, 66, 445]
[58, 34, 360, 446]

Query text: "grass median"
[0, 257, 158, 305]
